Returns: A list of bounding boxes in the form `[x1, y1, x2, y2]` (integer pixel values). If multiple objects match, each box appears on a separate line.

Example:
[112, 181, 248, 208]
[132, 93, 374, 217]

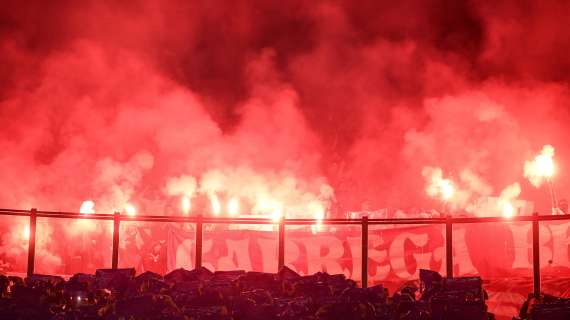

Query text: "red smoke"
[0, 0, 569, 216]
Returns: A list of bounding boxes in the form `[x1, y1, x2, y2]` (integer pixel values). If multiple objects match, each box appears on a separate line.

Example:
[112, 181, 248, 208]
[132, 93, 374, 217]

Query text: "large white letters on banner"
[167, 221, 570, 282]
[452, 228, 477, 275]
[390, 232, 428, 279]
[175, 239, 194, 269]
[218, 239, 251, 270]
[305, 236, 345, 275]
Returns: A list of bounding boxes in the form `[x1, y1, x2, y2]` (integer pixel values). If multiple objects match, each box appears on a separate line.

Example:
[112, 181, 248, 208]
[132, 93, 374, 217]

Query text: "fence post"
[445, 216, 453, 278]
[361, 216, 368, 288]
[195, 214, 203, 269]
[278, 216, 285, 271]
[27, 208, 37, 277]
[112, 211, 120, 269]
[532, 212, 541, 298]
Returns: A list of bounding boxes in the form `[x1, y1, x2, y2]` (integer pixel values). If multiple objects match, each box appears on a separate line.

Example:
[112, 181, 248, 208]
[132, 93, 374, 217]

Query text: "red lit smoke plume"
[0, 0, 569, 216]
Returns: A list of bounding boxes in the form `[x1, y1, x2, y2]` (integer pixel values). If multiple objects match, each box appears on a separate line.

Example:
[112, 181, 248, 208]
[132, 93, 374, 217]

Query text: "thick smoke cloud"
[0, 0, 569, 216]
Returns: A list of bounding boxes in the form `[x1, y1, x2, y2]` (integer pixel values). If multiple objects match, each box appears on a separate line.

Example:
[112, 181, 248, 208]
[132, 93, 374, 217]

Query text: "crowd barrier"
[2, 207, 570, 297]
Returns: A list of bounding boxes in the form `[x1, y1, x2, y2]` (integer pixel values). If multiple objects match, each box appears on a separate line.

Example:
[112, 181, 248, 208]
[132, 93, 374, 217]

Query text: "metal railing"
[1, 207, 569, 296]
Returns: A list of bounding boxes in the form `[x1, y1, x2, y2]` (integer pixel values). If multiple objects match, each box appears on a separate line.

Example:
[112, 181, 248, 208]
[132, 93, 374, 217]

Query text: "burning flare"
[524, 145, 555, 187]
[125, 203, 137, 216]
[271, 203, 283, 222]
[77, 200, 97, 232]
[423, 167, 456, 202]
[271, 206, 282, 222]
[440, 180, 455, 201]
[501, 201, 515, 218]
[254, 197, 283, 222]
[22, 225, 30, 241]
[79, 200, 95, 214]
[181, 196, 191, 214]
[227, 197, 240, 216]
[498, 183, 521, 218]
[210, 194, 221, 215]
[309, 201, 325, 234]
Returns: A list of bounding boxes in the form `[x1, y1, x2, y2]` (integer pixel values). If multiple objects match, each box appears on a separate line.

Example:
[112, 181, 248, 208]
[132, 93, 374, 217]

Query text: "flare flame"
[524, 145, 555, 187]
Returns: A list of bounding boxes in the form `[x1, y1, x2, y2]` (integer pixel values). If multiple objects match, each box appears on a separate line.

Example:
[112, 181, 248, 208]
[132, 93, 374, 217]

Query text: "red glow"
[0, 0, 569, 279]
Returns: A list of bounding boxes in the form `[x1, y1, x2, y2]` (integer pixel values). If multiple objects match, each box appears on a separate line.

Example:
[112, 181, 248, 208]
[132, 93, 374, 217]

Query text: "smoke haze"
[1, 0, 570, 215]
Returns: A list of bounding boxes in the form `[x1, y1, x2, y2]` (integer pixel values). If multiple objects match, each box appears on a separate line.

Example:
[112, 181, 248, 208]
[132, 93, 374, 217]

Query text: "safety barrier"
[2, 207, 569, 296]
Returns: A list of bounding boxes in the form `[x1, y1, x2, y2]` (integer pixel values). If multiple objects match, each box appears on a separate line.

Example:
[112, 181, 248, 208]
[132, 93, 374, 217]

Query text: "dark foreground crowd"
[0, 267, 569, 320]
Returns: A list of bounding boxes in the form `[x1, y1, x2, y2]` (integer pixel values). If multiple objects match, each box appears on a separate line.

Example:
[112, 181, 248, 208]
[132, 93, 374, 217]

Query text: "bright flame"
[497, 182, 520, 218]
[309, 201, 325, 234]
[227, 197, 240, 216]
[524, 145, 555, 187]
[181, 196, 191, 214]
[271, 205, 283, 222]
[77, 200, 97, 232]
[440, 180, 455, 201]
[537, 156, 555, 178]
[423, 167, 455, 202]
[254, 197, 283, 221]
[210, 194, 221, 215]
[253, 197, 283, 222]
[80, 200, 95, 214]
[22, 225, 30, 240]
[125, 204, 137, 216]
[501, 201, 514, 218]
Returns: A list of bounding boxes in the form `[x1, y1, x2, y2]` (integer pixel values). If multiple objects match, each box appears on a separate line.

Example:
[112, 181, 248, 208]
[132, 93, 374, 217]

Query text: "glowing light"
[524, 145, 556, 187]
[125, 204, 137, 216]
[271, 205, 283, 222]
[501, 201, 515, 218]
[440, 180, 455, 201]
[537, 156, 555, 178]
[76, 200, 97, 232]
[254, 197, 286, 222]
[309, 201, 325, 234]
[80, 200, 95, 214]
[22, 225, 30, 240]
[311, 222, 322, 234]
[227, 197, 240, 216]
[210, 194, 221, 215]
[256, 197, 269, 210]
[423, 167, 456, 202]
[181, 196, 191, 214]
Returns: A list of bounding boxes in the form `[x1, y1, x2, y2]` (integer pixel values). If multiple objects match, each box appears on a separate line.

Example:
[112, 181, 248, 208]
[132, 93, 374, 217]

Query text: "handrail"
[1, 207, 570, 223]
[1, 207, 567, 297]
